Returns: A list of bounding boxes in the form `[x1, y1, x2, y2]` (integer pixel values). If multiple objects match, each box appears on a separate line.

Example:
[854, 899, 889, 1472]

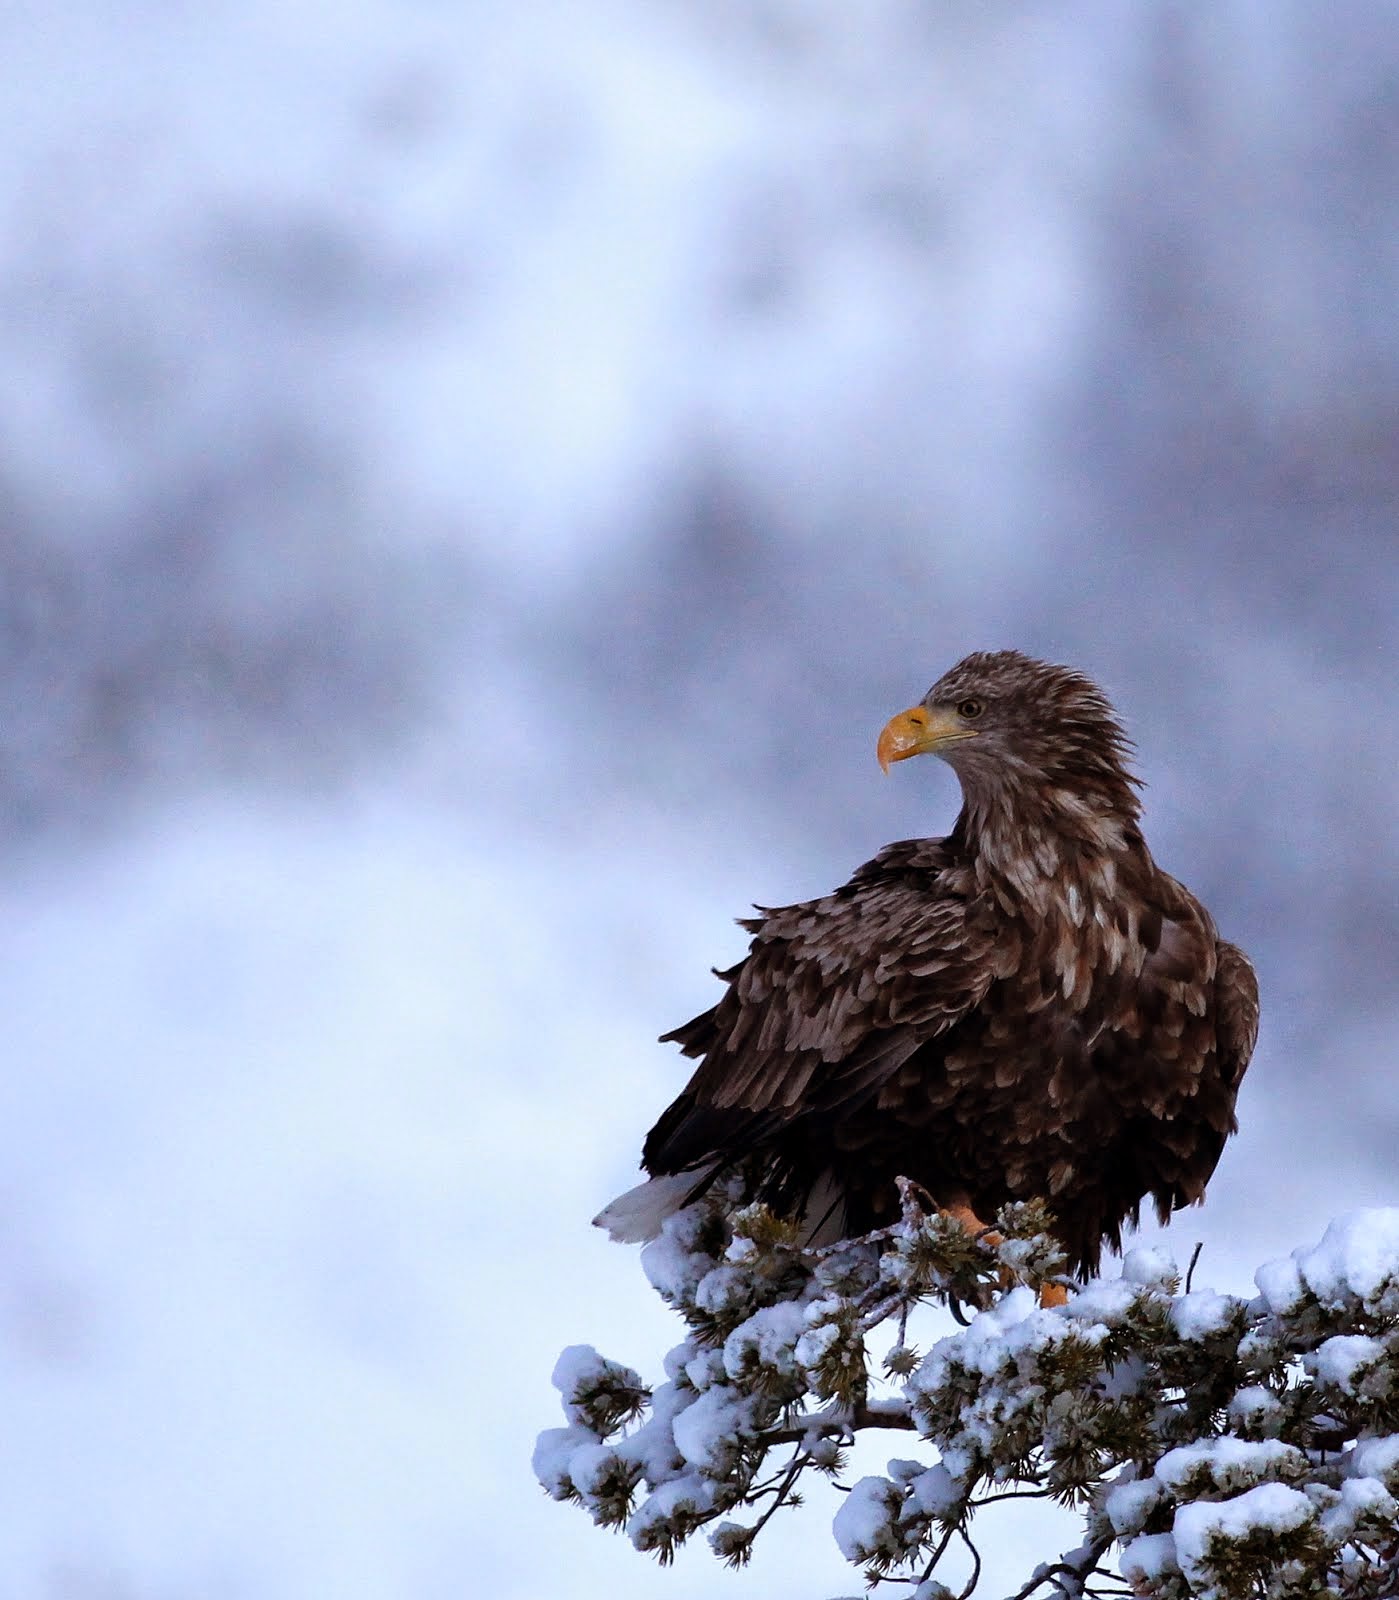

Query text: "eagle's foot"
[939, 1201, 1073, 1309]
[939, 1201, 1002, 1250]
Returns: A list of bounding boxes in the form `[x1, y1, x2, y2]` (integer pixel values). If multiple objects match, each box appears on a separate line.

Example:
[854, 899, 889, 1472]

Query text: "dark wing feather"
[644, 838, 995, 1175]
[1143, 929, 1259, 1227]
[1214, 939, 1260, 1090]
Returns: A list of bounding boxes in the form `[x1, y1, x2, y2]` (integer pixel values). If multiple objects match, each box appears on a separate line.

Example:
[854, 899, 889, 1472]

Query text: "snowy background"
[2, 2, 1397, 1596]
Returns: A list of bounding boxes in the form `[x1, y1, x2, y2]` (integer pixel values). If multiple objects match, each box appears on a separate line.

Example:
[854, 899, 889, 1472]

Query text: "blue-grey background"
[2, 3, 1396, 1596]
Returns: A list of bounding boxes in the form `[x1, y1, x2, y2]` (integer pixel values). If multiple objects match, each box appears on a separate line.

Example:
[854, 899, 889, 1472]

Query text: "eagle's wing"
[1214, 938, 1260, 1090]
[1140, 928, 1259, 1228]
[643, 838, 997, 1174]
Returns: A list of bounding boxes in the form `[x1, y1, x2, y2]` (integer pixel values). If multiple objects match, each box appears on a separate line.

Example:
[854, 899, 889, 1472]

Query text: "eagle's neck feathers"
[955, 757, 1151, 989]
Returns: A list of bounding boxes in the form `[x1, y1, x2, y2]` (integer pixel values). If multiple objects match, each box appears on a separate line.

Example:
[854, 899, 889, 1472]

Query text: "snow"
[1227, 1385, 1285, 1433]
[1118, 1531, 1181, 1587]
[723, 1300, 808, 1383]
[795, 1316, 844, 1370]
[627, 1474, 719, 1551]
[694, 1263, 752, 1317]
[640, 1207, 715, 1303]
[832, 1476, 903, 1563]
[912, 1275, 1152, 1405]
[1103, 1473, 1166, 1536]
[532, 1425, 597, 1499]
[1302, 1210, 1399, 1313]
[568, 1442, 632, 1499]
[907, 1464, 962, 1518]
[1311, 1333, 1385, 1394]
[541, 1172, 1399, 1594]
[613, 1382, 689, 1486]
[1120, 1246, 1179, 1289]
[1319, 1476, 1399, 1542]
[670, 1385, 756, 1474]
[550, 1345, 631, 1424]
[1256, 1209, 1399, 1316]
[1254, 1254, 1307, 1315]
[1170, 1288, 1241, 1342]
[914, 1285, 1037, 1385]
[682, 1348, 728, 1392]
[1153, 1438, 1306, 1498]
[1348, 1435, 1399, 1490]
[1059, 1277, 1146, 1328]
[1172, 1483, 1317, 1585]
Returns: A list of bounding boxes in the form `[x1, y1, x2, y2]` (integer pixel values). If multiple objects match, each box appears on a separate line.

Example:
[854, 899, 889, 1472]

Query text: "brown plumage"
[596, 651, 1259, 1278]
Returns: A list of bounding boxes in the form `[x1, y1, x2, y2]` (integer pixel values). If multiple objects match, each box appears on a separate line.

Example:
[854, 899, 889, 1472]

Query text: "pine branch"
[538, 1202, 1399, 1599]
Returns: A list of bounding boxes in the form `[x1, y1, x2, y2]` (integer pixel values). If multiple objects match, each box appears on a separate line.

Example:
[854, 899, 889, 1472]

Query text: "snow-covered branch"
[536, 1194, 1399, 1598]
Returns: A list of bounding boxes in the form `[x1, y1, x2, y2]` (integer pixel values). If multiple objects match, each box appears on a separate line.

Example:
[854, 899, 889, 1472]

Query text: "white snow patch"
[532, 1424, 597, 1498]
[1170, 1289, 1240, 1342]
[1103, 1473, 1165, 1536]
[1257, 1209, 1399, 1315]
[1064, 1277, 1148, 1326]
[1173, 1483, 1316, 1586]
[626, 1473, 718, 1550]
[1254, 1253, 1306, 1314]
[1228, 1385, 1284, 1431]
[670, 1385, 754, 1474]
[682, 1348, 727, 1392]
[569, 1443, 628, 1499]
[1119, 1531, 1181, 1587]
[908, 1464, 961, 1517]
[1320, 1475, 1399, 1541]
[1120, 1245, 1178, 1288]
[639, 1207, 713, 1302]
[832, 1476, 903, 1562]
[552, 1345, 607, 1417]
[1349, 1435, 1399, 1490]
[1154, 1437, 1305, 1497]
[723, 1300, 807, 1382]
[1310, 1333, 1385, 1394]
[614, 1383, 690, 1487]
[694, 1264, 751, 1317]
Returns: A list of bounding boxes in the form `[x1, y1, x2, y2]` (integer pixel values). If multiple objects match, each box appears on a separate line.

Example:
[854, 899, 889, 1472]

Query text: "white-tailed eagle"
[598, 651, 1259, 1279]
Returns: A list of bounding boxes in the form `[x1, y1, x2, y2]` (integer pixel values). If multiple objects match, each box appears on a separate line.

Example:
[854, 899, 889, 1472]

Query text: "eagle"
[596, 650, 1259, 1280]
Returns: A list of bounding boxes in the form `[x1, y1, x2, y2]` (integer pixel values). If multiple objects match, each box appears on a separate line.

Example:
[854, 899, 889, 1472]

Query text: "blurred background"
[1, 2, 1396, 1596]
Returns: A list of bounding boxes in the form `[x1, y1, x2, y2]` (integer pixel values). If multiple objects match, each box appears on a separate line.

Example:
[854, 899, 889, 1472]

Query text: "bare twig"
[971, 1487, 1055, 1509]
[1002, 1536, 1114, 1600]
[918, 1516, 962, 1588]
[743, 1446, 806, 1541]
[1184, 1240, 1204, 1294]
[955, 1524, 983, 1599]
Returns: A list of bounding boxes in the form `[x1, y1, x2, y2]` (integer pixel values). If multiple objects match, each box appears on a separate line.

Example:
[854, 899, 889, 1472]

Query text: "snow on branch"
[536, 1191, 1399, 1598]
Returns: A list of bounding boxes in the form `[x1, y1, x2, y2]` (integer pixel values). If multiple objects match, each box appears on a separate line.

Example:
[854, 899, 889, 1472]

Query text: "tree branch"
[1004, 1537, 1114, 1600]
[760, 1398, 916, 1447]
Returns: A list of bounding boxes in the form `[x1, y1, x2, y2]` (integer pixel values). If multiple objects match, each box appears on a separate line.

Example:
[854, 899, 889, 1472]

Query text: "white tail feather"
[595, 1167, 851, 1246]
[593, 1171, 710, 1242]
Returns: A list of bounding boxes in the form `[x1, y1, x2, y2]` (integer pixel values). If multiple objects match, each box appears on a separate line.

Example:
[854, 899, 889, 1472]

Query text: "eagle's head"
[877, 650, 1140, 827]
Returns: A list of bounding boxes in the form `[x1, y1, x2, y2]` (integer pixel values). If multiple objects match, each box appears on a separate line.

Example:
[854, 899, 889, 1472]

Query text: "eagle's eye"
[957, 698, 985, 719]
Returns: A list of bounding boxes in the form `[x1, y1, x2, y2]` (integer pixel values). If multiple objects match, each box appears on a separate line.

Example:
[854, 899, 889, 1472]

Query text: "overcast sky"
[1, 3, 1396, 1597]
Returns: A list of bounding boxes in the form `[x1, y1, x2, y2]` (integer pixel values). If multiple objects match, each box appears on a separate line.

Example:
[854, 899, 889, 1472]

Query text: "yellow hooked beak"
[876, 705, 977, 773]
